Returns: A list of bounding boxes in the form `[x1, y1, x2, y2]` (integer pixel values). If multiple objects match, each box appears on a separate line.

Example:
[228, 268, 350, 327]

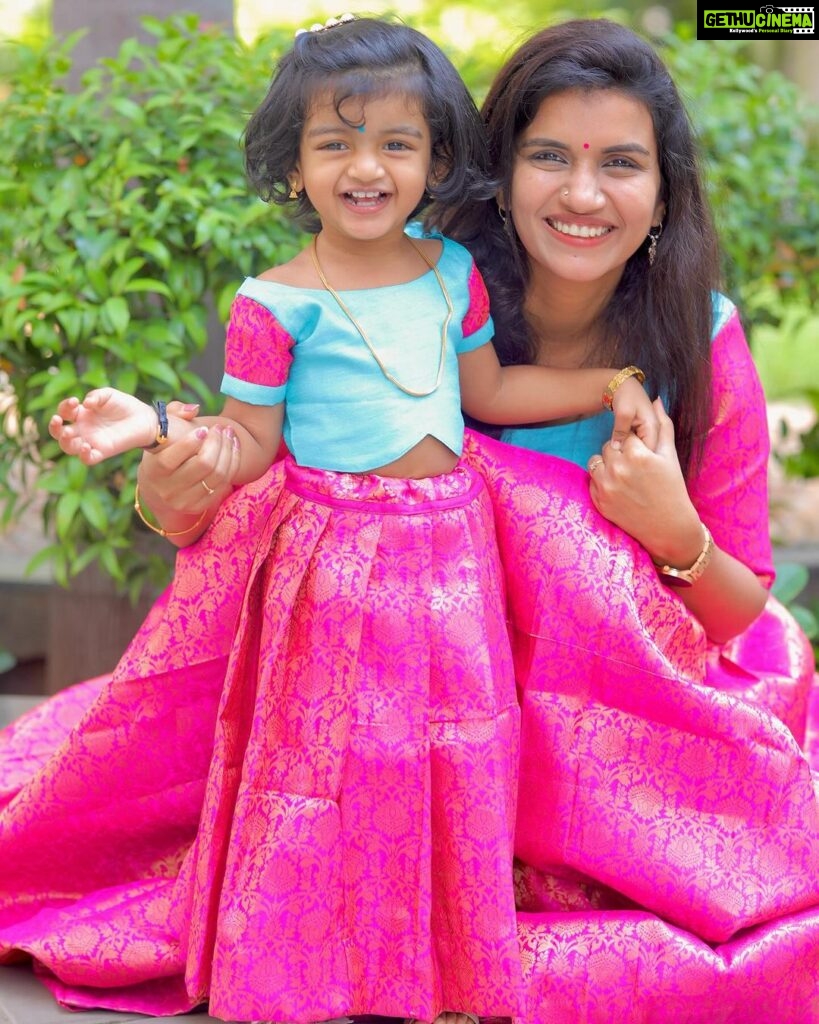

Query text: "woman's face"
[508, 88, 665, 292]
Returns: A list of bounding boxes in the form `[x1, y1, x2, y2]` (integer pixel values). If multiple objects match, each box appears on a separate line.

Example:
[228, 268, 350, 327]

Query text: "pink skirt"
[0, 457, 522, 1022]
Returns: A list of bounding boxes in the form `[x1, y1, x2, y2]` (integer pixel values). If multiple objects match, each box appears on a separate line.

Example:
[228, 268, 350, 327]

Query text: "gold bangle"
[133, 482, 208, 538]
[603, 365, 646, 410]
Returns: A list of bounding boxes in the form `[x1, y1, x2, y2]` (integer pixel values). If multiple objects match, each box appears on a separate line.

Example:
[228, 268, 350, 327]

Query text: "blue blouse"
[221, 235, 493, 473]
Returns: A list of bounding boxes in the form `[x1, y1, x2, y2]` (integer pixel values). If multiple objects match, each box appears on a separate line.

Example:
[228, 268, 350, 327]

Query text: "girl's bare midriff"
[368, 433, 459, 478]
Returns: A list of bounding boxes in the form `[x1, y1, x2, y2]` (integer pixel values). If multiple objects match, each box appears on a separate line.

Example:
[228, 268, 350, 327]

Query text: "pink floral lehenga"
[0, 458, 523, 1022]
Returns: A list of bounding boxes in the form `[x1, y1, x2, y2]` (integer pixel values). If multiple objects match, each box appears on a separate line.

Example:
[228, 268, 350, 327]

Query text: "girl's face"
[508, 88, 665, 293]
[291, 90, 433, 248]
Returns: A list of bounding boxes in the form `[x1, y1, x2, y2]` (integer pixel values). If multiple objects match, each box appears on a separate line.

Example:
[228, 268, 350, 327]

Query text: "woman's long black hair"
[438, 19, 720, 474]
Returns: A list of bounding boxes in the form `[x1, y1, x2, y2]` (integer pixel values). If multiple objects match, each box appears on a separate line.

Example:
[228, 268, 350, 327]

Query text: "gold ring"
[588, 459, 604, 474]
[201, 479, 215, 495]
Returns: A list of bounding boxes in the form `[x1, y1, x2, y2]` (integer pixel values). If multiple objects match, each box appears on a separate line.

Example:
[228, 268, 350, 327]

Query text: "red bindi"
[583, 142, 590, 149]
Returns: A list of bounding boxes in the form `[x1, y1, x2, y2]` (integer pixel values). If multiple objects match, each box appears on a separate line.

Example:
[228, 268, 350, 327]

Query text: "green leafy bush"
[662, 29, 818, 321]
[0, 14, 302, 598]
[661, 28, 819, 497]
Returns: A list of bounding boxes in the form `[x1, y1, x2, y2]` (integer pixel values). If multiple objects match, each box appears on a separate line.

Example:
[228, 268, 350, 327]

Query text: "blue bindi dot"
[357, 124, 365, 133]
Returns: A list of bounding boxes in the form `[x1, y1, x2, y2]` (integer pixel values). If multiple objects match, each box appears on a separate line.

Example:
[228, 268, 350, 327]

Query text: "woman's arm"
[134, 400, 284, 547]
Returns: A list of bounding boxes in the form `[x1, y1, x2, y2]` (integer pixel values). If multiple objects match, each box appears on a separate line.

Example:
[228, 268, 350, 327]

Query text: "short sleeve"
[220, 293, 295, 406]
[458, 261, 494, 354]
[686, 304, 774, 586]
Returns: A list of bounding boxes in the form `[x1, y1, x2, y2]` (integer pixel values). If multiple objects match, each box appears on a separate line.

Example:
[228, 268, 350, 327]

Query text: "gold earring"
[288, 185, 299, 200]
[647, 224, 663, 266]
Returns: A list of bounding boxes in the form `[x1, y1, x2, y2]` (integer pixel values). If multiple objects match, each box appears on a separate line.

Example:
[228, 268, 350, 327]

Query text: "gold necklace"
[309, 234, 452, 398]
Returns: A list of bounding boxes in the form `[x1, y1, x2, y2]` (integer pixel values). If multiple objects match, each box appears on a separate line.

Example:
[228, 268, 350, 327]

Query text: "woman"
[438, 18, 819, 1023]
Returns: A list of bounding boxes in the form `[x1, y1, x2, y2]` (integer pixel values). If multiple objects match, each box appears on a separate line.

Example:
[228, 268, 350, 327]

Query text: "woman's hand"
[587, 398, 767, 643]
[588, 398, 701, 562]
[608, 376, 661, 454]
[136, 402, 241, 546]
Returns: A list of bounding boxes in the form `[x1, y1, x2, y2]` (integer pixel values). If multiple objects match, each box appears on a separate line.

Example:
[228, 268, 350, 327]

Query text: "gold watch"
[653, 523, 713, 587]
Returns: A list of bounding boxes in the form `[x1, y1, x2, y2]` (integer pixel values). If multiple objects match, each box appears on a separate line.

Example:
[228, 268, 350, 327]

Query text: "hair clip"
[295, 12, 356, 36]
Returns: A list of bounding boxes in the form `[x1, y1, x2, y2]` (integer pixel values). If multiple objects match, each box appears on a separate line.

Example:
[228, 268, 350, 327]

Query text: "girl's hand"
[588, 398, 702, 562]
[609, 376, 660, 452]
[49, 388, 156, 465]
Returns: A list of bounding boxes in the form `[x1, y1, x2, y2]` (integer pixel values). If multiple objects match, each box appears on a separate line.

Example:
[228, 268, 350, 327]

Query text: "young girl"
[44, 15, 654, 1024]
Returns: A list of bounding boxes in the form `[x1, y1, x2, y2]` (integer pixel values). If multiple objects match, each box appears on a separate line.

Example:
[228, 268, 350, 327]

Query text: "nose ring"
[561, 188, 569, 198]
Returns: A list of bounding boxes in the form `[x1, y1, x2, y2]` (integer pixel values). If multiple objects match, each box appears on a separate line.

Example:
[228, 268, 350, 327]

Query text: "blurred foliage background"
[0, 0, 817, 601]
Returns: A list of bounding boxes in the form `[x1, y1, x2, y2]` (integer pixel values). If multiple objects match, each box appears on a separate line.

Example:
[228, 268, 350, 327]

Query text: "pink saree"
[467, 306, 819, 1023]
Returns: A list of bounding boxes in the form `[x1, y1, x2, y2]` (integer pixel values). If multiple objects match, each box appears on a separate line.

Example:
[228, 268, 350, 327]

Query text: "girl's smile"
[292, 92, 433, 247]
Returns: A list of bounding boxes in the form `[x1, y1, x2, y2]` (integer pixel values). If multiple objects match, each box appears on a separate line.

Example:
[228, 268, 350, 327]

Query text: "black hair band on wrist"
[144, 400, 169, 450]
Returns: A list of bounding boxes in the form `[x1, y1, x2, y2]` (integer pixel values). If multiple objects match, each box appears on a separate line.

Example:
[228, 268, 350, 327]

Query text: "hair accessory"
[653, 522, 713, 587]
[602, 365, 646, 411]
[310, 235, 452, 398]
[295, 12, 356, 36]
[647, 223, 663, 266]
[143, 400, 169, 450]
[134, 483, 208, 538]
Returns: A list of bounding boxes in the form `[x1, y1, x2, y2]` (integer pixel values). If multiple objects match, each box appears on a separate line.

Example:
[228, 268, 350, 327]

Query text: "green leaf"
[26, 544, 62, 578]
[109, 97, 146, 124]
[136, 237, 172, 269]
[110, 257, 147, 295]
[101, 296, 131, 336]
[136, 355, 181, 389]
[99, 543, 126, 583]
[80, 489, 109, 533]
[55, 307, 86, 342]
[772, 561, 810, 605]
[56, 490, 82, 539]
[122, 277, 173, 298]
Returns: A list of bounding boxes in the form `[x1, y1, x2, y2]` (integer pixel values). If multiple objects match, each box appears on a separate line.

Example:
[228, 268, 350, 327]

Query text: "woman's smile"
[510, 88, 665, 288]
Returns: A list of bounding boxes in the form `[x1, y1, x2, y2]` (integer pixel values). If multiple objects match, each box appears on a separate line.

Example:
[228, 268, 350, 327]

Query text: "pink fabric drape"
[0, 372, 816, 1021]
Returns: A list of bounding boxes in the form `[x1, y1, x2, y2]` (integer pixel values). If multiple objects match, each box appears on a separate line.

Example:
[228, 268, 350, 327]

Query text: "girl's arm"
[458, 343, 659, 450]
[50, 388, 281, 485]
